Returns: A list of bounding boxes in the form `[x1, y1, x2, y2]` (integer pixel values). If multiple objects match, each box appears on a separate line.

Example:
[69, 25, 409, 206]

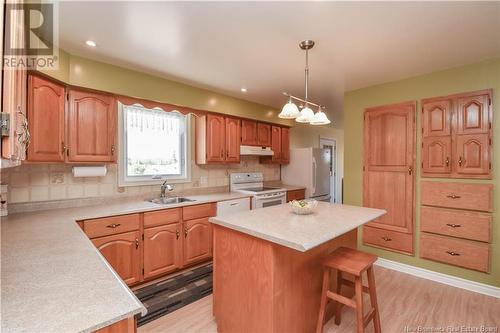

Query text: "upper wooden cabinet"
[241, 120, 258, 145]
[257, 123, 271, 146]
[260, 125, 290, 165]
[421, 90, 492, 179]
[67, 89, 117, 163]
[196, 114, 240, 164]
[225, 117, 241, 163]
[281, 127, 290, 164]
[27, 75, 65, 162]
[270, 126, 282, 163]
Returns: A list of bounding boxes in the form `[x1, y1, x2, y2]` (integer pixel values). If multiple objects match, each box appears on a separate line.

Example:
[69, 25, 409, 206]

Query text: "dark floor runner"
[134, 263, 213, 327]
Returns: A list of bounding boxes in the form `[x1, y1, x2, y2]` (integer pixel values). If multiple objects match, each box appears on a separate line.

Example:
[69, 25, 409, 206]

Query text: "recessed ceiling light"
[85, 40, 97, 47]
[240, 87, 247, 92]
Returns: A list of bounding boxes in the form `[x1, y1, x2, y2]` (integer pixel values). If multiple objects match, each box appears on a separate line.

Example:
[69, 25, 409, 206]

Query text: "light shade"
[310, 110, 331, 125]
[278, 100, 300, 119]
[295, 106, 314, 123]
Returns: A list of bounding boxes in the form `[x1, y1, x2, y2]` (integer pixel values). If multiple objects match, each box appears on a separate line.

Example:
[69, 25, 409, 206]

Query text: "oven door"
[253, 192, 286, 209]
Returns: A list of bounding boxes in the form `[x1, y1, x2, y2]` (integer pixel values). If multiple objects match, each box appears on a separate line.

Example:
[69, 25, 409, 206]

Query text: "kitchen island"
[209, 202, 385, 333]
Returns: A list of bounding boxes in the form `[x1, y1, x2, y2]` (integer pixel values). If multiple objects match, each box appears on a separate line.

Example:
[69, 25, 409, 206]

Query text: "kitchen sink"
[148, 197, 196, 205]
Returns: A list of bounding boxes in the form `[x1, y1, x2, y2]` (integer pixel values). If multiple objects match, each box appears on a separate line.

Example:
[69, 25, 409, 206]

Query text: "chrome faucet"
[160, 179, 174, 198]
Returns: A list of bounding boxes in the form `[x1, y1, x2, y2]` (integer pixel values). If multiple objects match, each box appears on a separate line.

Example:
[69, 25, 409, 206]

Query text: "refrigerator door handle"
[312, 157, 317, 196]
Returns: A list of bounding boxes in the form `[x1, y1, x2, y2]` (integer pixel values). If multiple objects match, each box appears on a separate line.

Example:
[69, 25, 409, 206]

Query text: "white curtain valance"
[124, 104, 183, 134]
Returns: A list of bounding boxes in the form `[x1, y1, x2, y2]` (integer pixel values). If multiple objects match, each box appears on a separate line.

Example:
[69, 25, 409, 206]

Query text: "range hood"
[240, 145, 274, 156]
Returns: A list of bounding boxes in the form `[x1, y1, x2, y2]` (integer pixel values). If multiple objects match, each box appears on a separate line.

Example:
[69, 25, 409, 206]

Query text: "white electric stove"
[230, 172, 286, 209]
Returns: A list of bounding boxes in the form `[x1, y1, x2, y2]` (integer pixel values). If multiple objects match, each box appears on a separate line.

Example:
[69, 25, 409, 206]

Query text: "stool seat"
[323, 247, 377, 276]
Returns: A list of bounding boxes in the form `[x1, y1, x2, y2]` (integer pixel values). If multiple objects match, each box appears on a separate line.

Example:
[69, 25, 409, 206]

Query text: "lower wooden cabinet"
[93, 317, 136, 333]
[286, 189, 305, 202]
[143, 224, 181, 279]
[183, 217, 212, 266]
[91, 231, 142, 285]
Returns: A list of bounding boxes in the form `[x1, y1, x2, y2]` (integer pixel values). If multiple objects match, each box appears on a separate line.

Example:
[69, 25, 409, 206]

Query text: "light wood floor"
[138, 266, 500, 333]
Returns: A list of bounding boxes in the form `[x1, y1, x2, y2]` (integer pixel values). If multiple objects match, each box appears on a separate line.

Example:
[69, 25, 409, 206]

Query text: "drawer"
[83, 214, 140, 238]
[183, 203, 216, 220]
[144, 208, 181, 228]
[362, 226, 413, 255]
[420, 206, 491, 242]
[420, 233, 490, 272]
[287, 189, 306, 202]
[421, 181, 493, 212]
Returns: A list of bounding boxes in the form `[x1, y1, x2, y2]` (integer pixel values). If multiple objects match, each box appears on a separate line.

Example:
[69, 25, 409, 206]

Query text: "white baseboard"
[375, 258, 500, 299]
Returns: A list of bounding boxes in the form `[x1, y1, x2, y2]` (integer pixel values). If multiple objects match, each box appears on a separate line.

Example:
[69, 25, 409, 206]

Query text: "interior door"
[363, 101, 416, 235]
[206, 114, 225, 162]
[143, 224, 181, 279]
[225, 117, 241, 163]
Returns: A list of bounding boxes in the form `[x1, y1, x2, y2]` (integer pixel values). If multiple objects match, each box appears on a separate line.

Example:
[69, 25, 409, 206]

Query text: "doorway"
[319, 138, 337, 203]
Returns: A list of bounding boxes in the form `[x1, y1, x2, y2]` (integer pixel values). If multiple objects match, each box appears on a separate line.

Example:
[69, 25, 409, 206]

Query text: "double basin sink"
[147, 197, 196, 205]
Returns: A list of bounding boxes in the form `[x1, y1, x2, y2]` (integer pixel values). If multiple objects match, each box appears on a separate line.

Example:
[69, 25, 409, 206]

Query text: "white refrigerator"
[281, 148, 331, 201]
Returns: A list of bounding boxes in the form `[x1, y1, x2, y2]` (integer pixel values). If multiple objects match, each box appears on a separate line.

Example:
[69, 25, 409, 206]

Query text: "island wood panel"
[213, 225, 357, 333]
[363, 101, 415, 254]
[93, 317, 136, 333]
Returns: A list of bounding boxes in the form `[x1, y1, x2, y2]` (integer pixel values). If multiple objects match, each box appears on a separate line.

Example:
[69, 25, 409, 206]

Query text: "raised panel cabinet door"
[225, 117, 241, 163]
[206, 114, 225, 162]
[422, 136, 452, 176]
[454, 133, 490, 177]
[144, 224, 181, 279]
[241, 120, 258, 145]
[91, 231, 141, 285]
[456, 93, 491, 135]
[183, 217, 212, 266]
[422, 99, 452, 137]
[67, 90, 116, 162]
[270, 126, 282, 163]
[27, 75, 65, 162]
[280, 127, 290, 164]
[363, 102, 416, 239]
[257, 123, 271, 147]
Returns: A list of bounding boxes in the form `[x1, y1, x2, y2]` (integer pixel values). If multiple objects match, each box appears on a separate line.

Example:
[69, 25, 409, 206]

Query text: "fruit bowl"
[290, 199, 318, 215]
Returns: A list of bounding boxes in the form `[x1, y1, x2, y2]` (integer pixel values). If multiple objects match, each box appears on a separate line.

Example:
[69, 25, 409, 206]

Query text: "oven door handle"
[255, 193, 286, 200]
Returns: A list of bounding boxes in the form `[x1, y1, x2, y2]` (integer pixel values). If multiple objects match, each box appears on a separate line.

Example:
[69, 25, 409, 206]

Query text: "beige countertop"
[1, 192, 251, 333]
[209, 202, 386, 252]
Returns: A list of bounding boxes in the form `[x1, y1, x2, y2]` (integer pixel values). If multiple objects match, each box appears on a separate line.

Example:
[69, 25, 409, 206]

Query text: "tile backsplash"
[1, 156, 280, 204]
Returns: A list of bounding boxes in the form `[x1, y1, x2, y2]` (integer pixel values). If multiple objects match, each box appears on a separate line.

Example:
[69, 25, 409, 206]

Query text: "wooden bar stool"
[316, 247, 381, 333]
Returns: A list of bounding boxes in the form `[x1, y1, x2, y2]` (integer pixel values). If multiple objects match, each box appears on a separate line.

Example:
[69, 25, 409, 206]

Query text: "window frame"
[117, 102, 191, 187]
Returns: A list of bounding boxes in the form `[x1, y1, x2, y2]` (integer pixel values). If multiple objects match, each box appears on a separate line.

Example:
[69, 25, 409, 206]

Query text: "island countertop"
[209, 202, 386, 252]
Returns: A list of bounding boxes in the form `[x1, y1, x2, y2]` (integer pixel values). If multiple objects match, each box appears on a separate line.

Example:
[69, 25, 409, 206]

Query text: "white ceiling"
[59, 1, 500, 127]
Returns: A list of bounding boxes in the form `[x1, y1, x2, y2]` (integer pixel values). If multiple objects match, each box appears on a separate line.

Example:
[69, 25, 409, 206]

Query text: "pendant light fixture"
[278, 40, 331, 125]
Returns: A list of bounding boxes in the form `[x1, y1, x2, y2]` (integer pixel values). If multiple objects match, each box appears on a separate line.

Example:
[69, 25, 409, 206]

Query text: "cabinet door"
[144, 224, 181, 279]
[67, 90, 116, 162]
[280, 127, 290, 164]
[27, 76, 65, 162]
[257, 123, 271, 147]
[456, 93, 490, 135]
[225, 117, 241, 163]
[241, 120, 257, 145]
[363, 102, 415, 237]
[422, 99, 452, 137]
[422, 137, 452, 175]
[206, 114, 225, 162]
[270, 126, 282, 163]
[455, 134, 490, 177]
[183, 217, 212, 266]
[92, 231, 141, 285]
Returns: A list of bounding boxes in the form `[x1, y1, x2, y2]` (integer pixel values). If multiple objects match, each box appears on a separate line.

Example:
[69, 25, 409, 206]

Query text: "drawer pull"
[381, 236, 392, 242]
[135, 238, 139, 249]
[230, 203, 239, 206]
[446, 223, 461, 228]
[446, 250, 460, 256]
[445, 157, 449, 167]
[446, 194, 461, 199]
[176, 230, 180, 240]
[184, 228, 188, 238]
[106, 223, 121, 228]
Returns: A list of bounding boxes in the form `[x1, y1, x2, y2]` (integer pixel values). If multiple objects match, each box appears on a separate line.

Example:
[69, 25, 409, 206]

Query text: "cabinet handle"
[446, 223, 461, 228]
[381, 236, 392, 242]
[458, 156, 463, 166]
[408, 166, 413, 175]
[111, 145, 115, 155]
[135, 238, 139, 249]
[445, 157, 449, 167]
[446, 194, 461, 199]
[184, 228, 188, 238]
[61, 142, 67, 154]
[176, 230, 180, 240]
[220, 150, 224, 159]
[446, 250, 460, 256]
[106, 223, 121, 228]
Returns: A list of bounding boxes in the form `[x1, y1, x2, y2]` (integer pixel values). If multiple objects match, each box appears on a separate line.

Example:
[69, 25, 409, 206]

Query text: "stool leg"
[334, 270, 342, 325]
[367, 267, 381, 333]
[354, 276, 364, 333]
[316, 268, 330, 333]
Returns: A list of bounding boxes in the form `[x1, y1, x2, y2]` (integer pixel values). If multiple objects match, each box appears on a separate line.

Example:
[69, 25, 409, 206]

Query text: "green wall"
[344, 58, 500, 287]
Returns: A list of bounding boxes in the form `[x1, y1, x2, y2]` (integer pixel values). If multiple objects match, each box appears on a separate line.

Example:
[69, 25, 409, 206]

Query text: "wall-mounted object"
[72, 165, 107, 178]
[421, 90, 493, 179]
